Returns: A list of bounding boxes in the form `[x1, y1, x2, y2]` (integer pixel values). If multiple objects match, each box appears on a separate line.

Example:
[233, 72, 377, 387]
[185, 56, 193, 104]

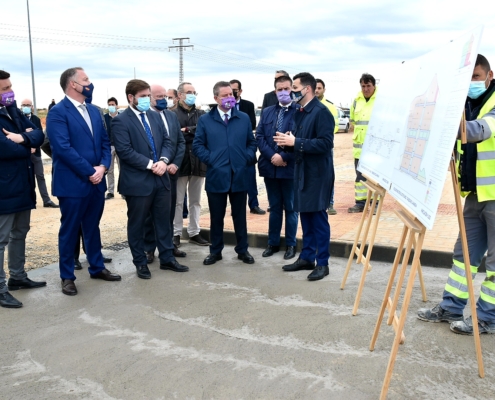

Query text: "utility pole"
[168, 38, 193, 84]
[26, 0, 37, 114]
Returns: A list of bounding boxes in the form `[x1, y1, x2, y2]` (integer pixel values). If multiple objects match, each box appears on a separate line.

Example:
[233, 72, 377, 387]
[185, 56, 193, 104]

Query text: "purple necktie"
[224, 114, 229, 125]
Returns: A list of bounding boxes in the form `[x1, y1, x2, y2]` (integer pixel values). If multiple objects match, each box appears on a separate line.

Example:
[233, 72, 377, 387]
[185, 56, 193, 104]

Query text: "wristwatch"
[159, 157, 169, 164]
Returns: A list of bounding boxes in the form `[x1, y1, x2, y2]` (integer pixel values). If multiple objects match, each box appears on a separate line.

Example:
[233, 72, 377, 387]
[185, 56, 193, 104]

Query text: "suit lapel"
[87, 105, 101, 149]
[148, 112, 162, 152]
[64, 98, 93, 140]
[125, 108, 153, 152]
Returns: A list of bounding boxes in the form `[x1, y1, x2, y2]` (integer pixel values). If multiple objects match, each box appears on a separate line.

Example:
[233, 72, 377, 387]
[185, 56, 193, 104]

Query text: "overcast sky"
[2, 0, 495, 109]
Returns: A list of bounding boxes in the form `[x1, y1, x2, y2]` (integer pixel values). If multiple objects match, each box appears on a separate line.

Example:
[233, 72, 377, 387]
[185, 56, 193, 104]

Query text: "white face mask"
[167, 99, 175, 108]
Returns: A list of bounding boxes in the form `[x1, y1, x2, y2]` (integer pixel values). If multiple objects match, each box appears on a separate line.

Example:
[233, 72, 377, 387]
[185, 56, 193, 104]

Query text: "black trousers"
[126, 176, 173, 266]
[144, 176, 177, 253]
[207, 190, 248, 255]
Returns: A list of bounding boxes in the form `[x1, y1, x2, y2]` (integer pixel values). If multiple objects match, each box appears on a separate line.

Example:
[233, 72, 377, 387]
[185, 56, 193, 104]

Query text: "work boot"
[348, 205, 364, 213]
[450, 316, 495, 335]
[417, 303, 463, 323]
[327, 206, 337, 215]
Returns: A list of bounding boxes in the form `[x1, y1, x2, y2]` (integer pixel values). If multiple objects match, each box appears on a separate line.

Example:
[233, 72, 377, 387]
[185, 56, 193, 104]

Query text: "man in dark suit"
[0, 69, 46, 308]
[104, 97, 120, 200]
[143, 84, 186, 262]
[261, 70, 290, 111]
[112, 79, 188, 279]
[274, 72, 334, 281]
[20, 98, 59, 208]
[193, 81, 257, 265]
[47, 67, 121, 296]
[230, 79, 265, 215]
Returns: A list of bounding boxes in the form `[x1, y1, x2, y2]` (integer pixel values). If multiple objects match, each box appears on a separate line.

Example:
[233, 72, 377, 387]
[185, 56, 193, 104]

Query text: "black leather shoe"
[189, 234, 210, 246]
[173, 235, 181, 248]
[43, 200, 59, 208]
[146, 251, 155, 264]
[238, 251, 255, 264]
[307, 265, 329, 281]
[90, 268, 122, 281]
[7, 277, 47, 291]
[250, 206, 266, 215]
[203, 253, 222, 265]
[74, 259, 83, 270]
[262, 245, 280, 257]
[173, 246, 187, 258]
[105, 193, 114, 200]
[136, 265, 151, 279]
[284, 246, 296, 260]
[103, 256, 112, 263]
[0, 292, 23, 308]
[61, 279, 77, 296]
[282, 257, 315, 272]
[160, 260, 189, 272]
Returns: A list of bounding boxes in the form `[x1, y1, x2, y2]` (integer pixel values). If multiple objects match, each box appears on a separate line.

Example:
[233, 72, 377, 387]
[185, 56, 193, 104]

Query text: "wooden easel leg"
[341, 190, 372, 290]
[357, 190, 374, 264]
[370, 225, 408, 351]
[380, 230, 425, 400]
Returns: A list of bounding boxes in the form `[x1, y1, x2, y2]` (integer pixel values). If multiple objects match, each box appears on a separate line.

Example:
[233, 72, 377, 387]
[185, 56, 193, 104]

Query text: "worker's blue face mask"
[184, 94, 196, 106]
[108, 106, 117, 114]
[468, 76, 489, 99]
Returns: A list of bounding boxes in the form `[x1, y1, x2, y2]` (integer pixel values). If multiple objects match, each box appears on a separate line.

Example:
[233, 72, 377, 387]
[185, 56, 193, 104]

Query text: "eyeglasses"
[21, 104, 32, 107]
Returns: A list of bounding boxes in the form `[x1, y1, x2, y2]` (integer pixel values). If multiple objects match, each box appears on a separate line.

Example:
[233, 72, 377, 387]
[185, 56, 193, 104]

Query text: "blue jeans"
[264, 177, 298, 247]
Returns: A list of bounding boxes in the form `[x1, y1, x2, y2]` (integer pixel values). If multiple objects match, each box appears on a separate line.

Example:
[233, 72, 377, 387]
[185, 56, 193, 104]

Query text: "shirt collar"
[66, 95, 85, 108]
[217, 106, 232, 119]
[130, 104, 145, 118]
[278, 102, 292, 108]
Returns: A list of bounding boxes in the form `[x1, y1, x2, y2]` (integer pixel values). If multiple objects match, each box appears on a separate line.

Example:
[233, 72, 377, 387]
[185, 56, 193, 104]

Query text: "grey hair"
[213, 81, 231, 96]
[177, 82, 192, 93]
[275, 70, 289, 77]
[60, 67, 84, 93]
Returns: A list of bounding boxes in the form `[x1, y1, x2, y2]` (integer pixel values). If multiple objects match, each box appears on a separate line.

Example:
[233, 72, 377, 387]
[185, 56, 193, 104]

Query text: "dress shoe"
[189, 234, 210, 246]
[282, 257, 315, 272]
[136, 265, 151, 279]
[284, 246, 296, 260]
[173, 246, 187, 258]
[160, 260, 189, 272]
[74, 259, 83, 270]
[307, 265, 329, 281]
[203, 253, 222, 265]
[0, 292, 23, 308]
[7, 277, 47, 291]
[250, 206, 266, 215]
[262, 245, 280, 257]
[103, 256, 112, 263]
[105, 193, 114, 200]
[61, 279, 77, 296]
[43, 200, 59, 208]
[90, 268, 122, 281]
[173, 235, 181, 248]
[146, 251, 155, 264]
[238, 251, 255, 264]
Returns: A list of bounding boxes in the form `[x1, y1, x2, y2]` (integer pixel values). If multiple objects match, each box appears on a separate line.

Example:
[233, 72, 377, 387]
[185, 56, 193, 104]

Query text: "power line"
[168, 37, 193, 84]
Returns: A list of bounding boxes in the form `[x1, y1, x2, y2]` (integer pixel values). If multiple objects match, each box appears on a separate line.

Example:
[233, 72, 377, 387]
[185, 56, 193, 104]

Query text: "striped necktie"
[277, 107, 288, 132]
[140, 113, 158, 162]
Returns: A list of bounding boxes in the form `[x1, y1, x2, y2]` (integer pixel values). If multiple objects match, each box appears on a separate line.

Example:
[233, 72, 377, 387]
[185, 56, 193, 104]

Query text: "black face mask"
[232, 90, 239, 99]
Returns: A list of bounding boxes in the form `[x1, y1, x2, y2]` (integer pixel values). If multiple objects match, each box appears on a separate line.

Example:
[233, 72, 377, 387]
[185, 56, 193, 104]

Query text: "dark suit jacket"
[112, 107, 173, 196]
[237, 98, 256, 130]
[261, 91, 278, 111]
[28, 114, 43, 156]
[153, 108, 185, 181]
[46, 97, 111, 198]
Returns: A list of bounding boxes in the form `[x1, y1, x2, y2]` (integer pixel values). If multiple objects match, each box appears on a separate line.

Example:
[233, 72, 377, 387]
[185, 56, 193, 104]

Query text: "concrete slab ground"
[1, 244, 494, 399]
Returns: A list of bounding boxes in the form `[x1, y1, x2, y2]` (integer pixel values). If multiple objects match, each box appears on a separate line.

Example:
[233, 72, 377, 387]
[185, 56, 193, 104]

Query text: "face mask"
[232, 90, 239, 99]
[468, 77, 489, 99]
[0, 90, 15, 107]
[108, 106, 117, 114]
[276, 90, 292, 105]
[22, 106, 32, 115]
[184, 94, 196, 106]
[154, 99, 167, 111]
[221, 96, 236, 110]
[291, 87, 306, 103]
[134, 96, 151, 112]
[75, 81, 94, 99]
[167, 98, 175, 108]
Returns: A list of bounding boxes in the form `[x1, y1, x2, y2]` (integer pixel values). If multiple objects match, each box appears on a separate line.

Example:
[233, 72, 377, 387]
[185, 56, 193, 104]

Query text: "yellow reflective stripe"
[480, 281, 495, 305]
[487, 271, 495, 278]
[477, 151, 495, 160]
[355, 121, 369, 126]
[445, 283, 469, 299]
[444, 260, 478, 299]
[353, 143, 363, 148]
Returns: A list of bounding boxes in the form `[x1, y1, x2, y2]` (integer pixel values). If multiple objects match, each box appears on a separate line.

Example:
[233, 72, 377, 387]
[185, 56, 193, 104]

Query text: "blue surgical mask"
[108, 106, 116, 114]
[184, 94, 196, 106]
[22, 106, 32, 115]
[468, 78, 489, 99]
[135, 96, 151, 112]
[154, 99, 168, 111]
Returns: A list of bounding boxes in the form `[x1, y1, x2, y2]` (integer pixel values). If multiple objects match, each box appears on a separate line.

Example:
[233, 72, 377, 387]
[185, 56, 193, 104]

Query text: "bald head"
[20, 98, 34, 115]
[21, 98, 33, 106]
[150, 84, 167, 110]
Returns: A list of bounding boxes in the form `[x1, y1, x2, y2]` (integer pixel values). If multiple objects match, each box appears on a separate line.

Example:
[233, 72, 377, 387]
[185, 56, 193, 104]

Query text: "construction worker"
[315, 78, 339, 215]
[417, 54, 495, 335]
[348, 73, 377, 213]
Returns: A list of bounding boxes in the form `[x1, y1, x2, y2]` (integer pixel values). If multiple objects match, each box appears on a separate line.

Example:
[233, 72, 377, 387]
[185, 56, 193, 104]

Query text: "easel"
[371, 113, 484, 399]
[340, 179, 427, 318]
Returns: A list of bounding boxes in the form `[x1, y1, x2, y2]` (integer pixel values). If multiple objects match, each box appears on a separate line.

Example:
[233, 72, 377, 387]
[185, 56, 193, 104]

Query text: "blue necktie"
[140, 113, 158, 162]
[277, 107, 288, 132]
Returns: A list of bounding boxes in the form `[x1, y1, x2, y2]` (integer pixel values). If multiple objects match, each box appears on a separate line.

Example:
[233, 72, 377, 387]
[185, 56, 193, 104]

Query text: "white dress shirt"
[217, 106, 232, 122]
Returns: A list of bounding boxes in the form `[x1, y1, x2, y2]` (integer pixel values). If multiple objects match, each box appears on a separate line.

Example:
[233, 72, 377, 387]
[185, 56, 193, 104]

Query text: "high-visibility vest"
[456, 91, 495, 201]
[320, 97, 339, 134]
[350, 88, 377, 159]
